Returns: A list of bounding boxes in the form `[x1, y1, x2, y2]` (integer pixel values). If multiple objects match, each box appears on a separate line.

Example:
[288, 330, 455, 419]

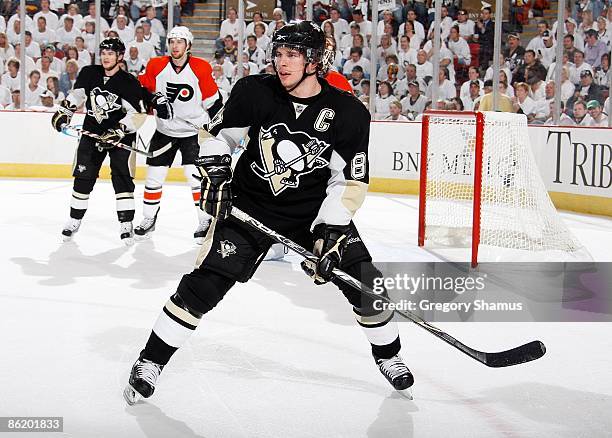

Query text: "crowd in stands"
[215, 1, 610, 126]
[1, 0, 610, 126]
[0, 0, 183, 110]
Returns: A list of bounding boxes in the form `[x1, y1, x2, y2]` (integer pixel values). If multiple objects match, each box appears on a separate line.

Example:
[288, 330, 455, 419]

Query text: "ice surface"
[1, 179, 611, 438]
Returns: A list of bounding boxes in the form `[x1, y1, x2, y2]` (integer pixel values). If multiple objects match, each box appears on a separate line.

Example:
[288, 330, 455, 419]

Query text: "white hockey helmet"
[167, 26, 194, 48]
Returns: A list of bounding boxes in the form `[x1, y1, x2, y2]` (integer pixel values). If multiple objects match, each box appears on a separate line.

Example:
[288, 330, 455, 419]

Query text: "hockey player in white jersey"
[136, 26, 223, 243]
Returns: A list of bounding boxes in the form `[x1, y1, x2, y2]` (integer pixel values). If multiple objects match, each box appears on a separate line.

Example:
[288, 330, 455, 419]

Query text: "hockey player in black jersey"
[52, 38, 145, 245]
[124, 21, 413, 404]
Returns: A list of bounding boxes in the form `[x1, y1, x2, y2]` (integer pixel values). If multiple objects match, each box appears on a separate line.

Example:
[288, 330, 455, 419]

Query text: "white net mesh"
[422, 111, 583, 256]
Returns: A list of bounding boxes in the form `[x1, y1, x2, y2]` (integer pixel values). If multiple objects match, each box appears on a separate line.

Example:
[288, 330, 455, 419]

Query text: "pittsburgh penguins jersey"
[139, 55, 221, 138]
[66, 65, 144, 135]
[204, 74, 371, 233]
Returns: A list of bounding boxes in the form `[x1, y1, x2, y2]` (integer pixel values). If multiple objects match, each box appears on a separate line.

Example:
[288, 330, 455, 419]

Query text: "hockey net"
[418, 111, 584, 266]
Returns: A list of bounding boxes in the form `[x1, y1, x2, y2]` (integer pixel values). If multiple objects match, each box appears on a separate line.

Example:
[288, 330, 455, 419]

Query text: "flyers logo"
[166, 82, 194, 103]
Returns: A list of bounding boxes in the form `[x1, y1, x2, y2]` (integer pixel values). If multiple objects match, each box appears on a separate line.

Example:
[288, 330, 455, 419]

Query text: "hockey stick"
[230, 207, 546, 368]
[250, 140, 322, 179]
[62, 125, 153, 157]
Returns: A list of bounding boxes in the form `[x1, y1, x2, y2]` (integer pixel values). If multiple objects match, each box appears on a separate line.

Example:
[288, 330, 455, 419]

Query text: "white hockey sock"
[354, 308, 400, 347]
[143, 166, 168, 218]
[70, 190, 89, 211]
[152, 297, 202, 348]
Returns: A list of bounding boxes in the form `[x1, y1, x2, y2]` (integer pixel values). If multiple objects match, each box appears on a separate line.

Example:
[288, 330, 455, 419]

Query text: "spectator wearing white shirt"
[212, 51, 235, 81]
[58, 4, 83, 32]
[7, 18, 23, 46]
[7, 8, 34, 34]
[125, 46, 145, 76]
[129, 26, 155, 64]
[330, 7, 350, 40]
[0, 15, 5, 34]
[447, 25, 471, 65]
[141, 20, 161, 54]
[595, 17, 610, 48]
[340, 23, 361, 53]
[512, 82, 537, 122]
[33, 16, 57, 47]
[75, 37, 91, 67]
[414, 49, 433, 81]
[342, 47, 371, 77]
[349, 8, 372, 40]
[254, 23, 270, 51]
[396, 35, 417, 67]
[5, 89, 22, 110]
[245, 12, 268, 36]
[45, 76, 64, 104]
[37, 55, 59, 84]
[24, 32, 41, 60]
[535, 33, 556, 69]
[453, 9, 475, 40]
[137, 7, 166, 38]
[64, 45, 87, 71]
[460, 66, 483, 98]
[217, 7, 246, 50]
[526, 20, 550, 52]
[37, 45, 63, 73]
[212, 64, 232, 95]
[33, 0, 59, 31]
[82, 4, 110, 33]
[546, 52, 575, 82]
[400, 80, 428, 119]
[348, 66, 366, 95]
[56, 16, 81, 49]
[111, 15, 135, 44]
[245, 35, 266, 71]
[571, 50, 594, 84]
[426, 67, 456, 101]
[544, 101, 574, 125]
[13, 44, 36, 74]
[0, 33, 15, 64]
[0, 83, 11, 107]
[1, 58, 21, 90]
[462, 80, 482, 111]
[572, 100, 593, 126]
[111, 6, 134, 30]
[586, 99, 609, 127]
[426, 6, 453, 41]
[565, 18, 585, 51]
[25, 69, 46, 107]
[82, 21, 97, 55]
[384, 100, 410, 121]
[266, 9, 284, 37]
[399, 10, 425, 41]
[374, 81, 394, 120]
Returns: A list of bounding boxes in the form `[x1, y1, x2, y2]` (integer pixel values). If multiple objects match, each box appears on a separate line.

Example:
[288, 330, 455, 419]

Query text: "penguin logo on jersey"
[87, 87, 122, 123]
[217, 240, 236, 258]
[251, 123, 330, 195]
[166, 83, 195, 103]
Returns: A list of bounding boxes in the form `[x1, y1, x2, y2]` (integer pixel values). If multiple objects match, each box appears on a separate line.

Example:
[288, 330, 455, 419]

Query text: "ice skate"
[374, 354, 414, 399]
[61, 218, 81, 242]
[123, 355, 164, 405]
[120, 221, 134, 246]
[263, 243, 288, 261]
[134, 214, 158, 241]
[193, 217, 211, 245]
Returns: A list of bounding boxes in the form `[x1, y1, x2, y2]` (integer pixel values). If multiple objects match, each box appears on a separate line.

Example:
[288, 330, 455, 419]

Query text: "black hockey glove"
[152, 92, 173, 120]
[97, 126, 127, 149]
[194, 154, 233, 220]
[51, 100, 77, 132]
[301, 223, 351, 285]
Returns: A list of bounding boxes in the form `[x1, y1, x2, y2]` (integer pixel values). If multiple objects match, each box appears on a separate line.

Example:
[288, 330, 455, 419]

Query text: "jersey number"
[351, 152, 366, 180]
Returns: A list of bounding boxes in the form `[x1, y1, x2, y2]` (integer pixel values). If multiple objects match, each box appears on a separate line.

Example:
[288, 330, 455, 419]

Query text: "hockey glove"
[152, 92, 173, 120]
[301, 223, 351, 285]
[97, 126, 127, 149]
[194, 154, 233, 220]
[51, 100, 77, 132]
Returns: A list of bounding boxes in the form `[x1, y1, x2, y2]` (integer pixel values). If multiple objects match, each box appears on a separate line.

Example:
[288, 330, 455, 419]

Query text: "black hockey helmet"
[99, 37, 125, 55]
[269, 21, 330, 73]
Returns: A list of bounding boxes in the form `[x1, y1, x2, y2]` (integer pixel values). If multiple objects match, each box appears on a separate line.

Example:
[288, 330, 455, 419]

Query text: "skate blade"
[122, 237, 135, 247]
[194, 237, 204, 245]
[123, 384, 142, 406]
[134, 233, 152, 242]
[61, 235, 73, 243]
[397, 387, 413, 400]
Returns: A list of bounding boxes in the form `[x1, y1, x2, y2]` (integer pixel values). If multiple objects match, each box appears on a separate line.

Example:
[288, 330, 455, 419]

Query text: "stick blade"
[483, 340, 546, 368]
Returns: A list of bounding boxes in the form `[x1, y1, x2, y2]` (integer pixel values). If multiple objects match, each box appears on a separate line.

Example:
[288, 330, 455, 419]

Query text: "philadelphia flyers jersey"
[139, 55, 219, 138]
[66, 65, 144, 135]
[205, 74, 371, 233]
